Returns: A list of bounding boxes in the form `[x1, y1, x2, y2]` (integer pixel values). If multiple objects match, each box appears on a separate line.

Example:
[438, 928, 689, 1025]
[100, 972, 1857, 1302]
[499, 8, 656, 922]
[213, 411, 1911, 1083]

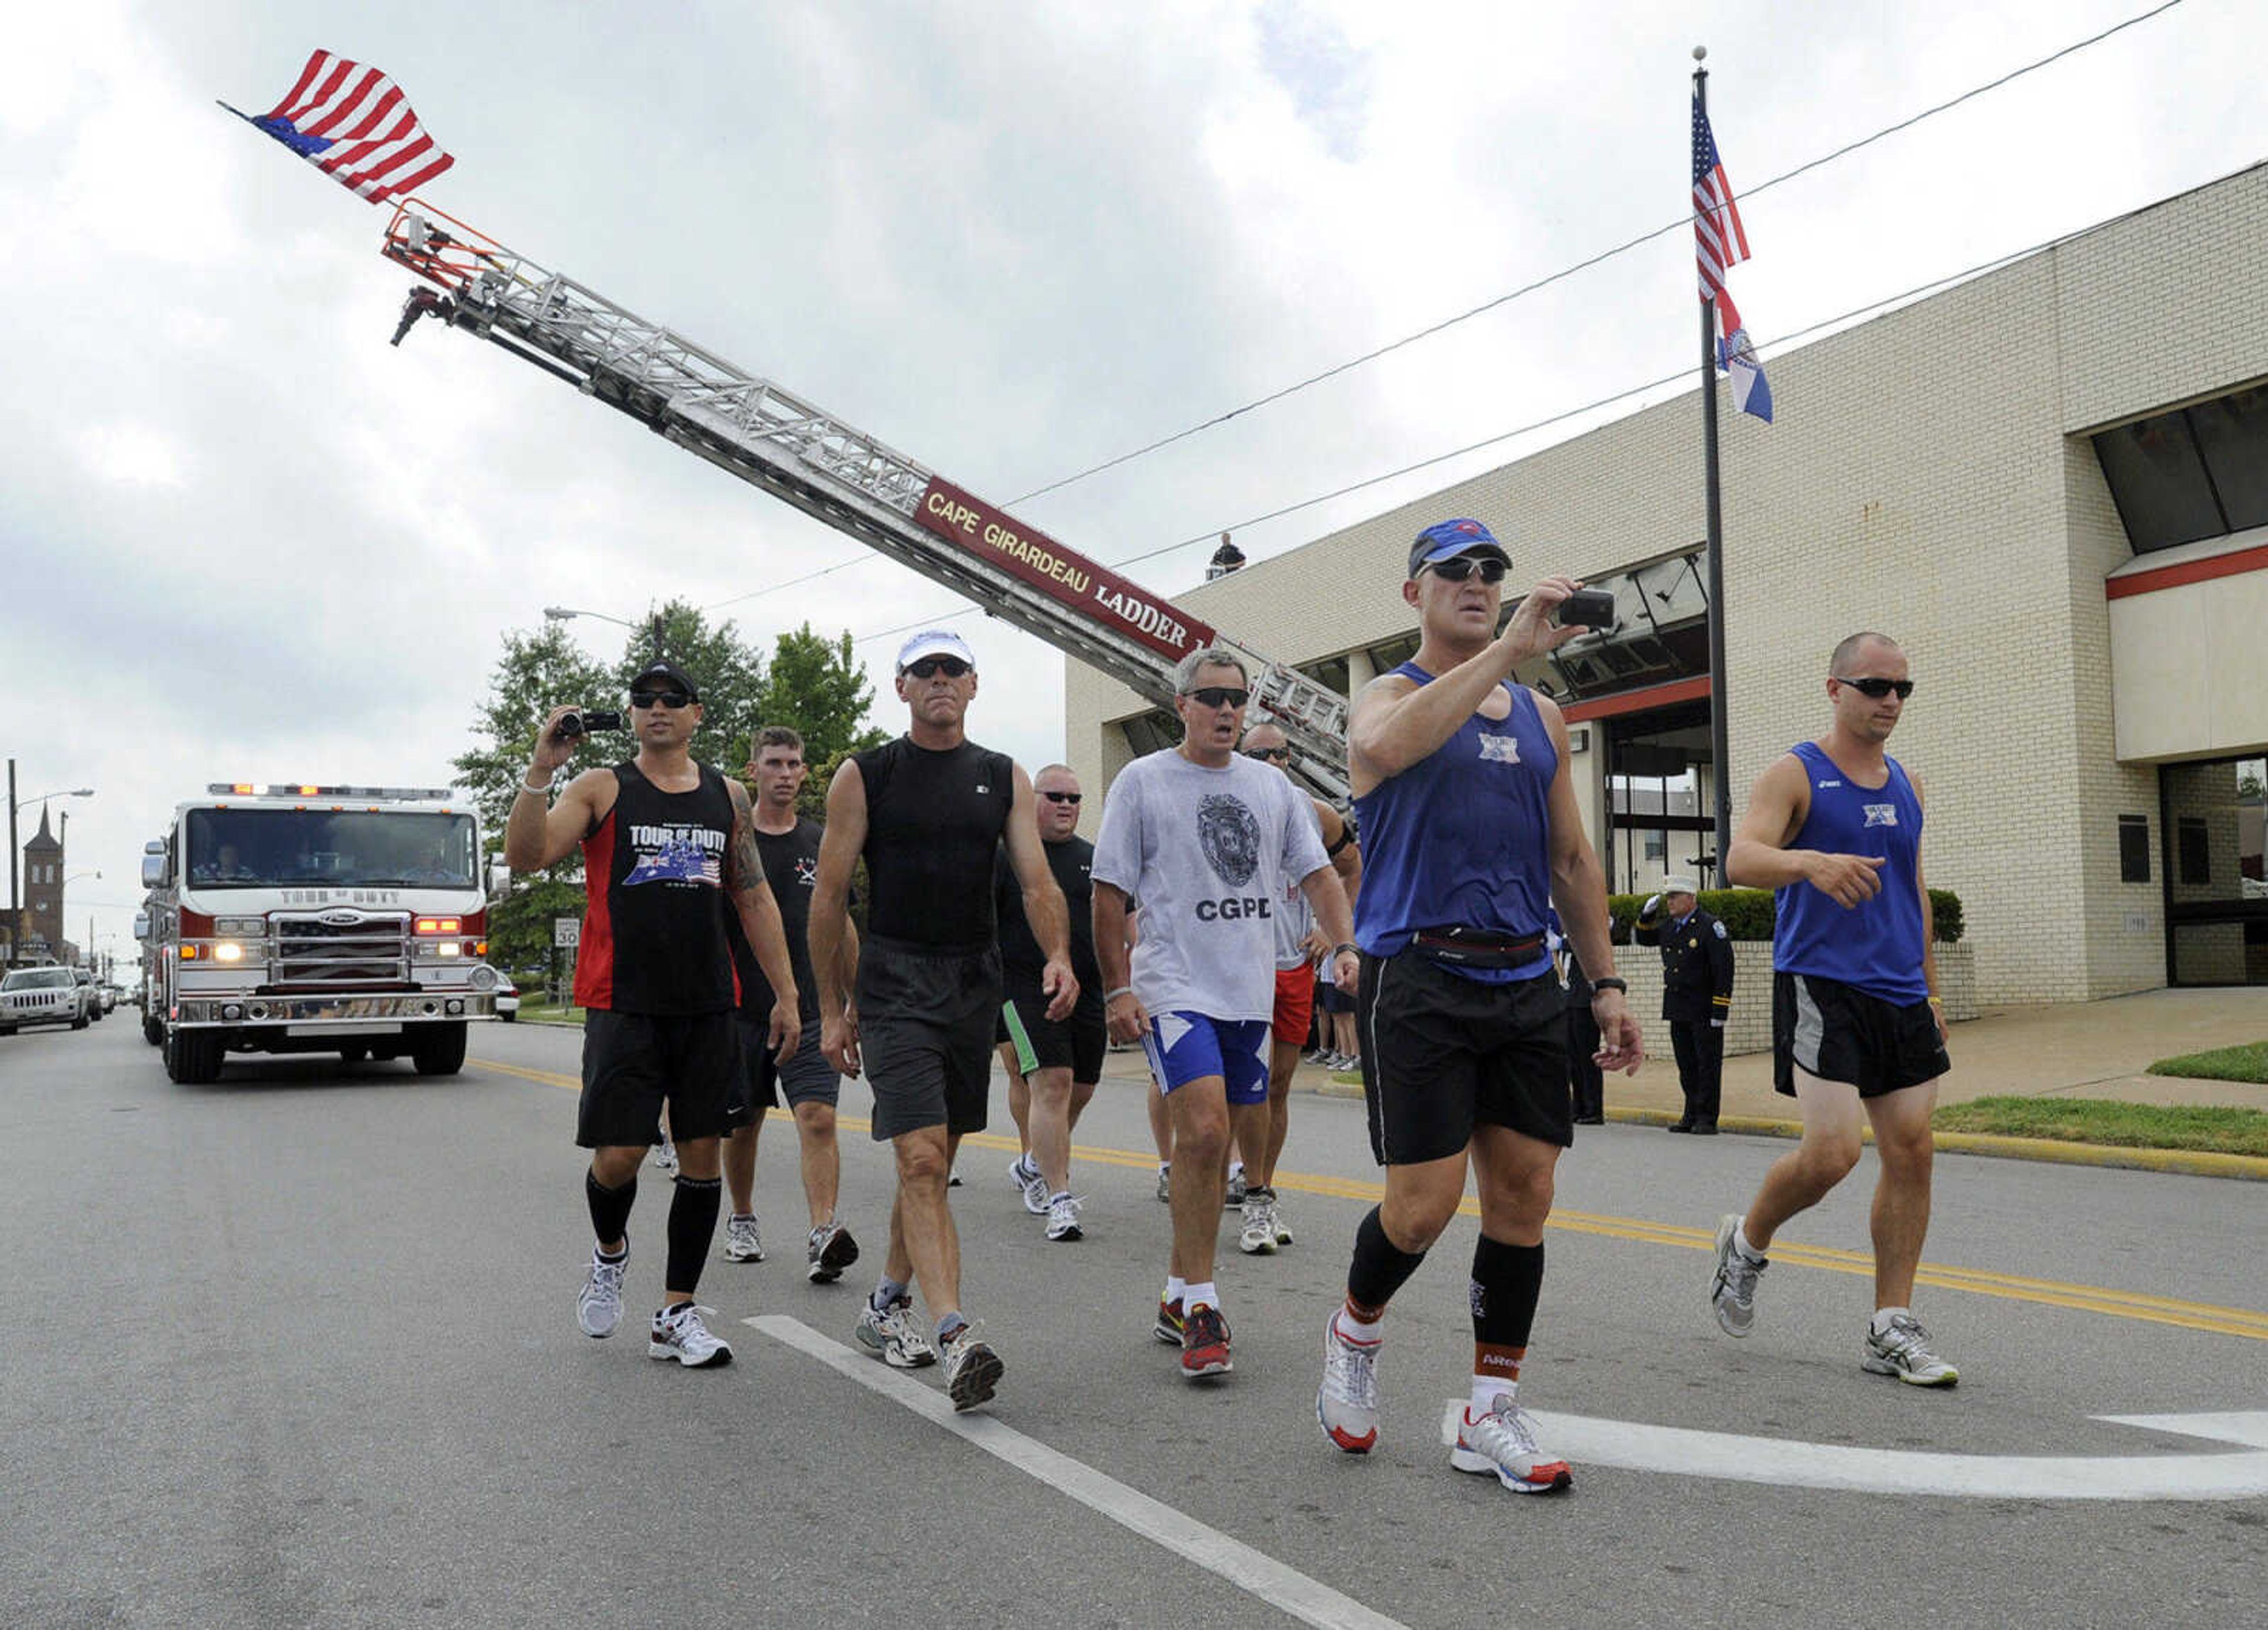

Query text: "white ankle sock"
[1469, 1376, 1515, 1415]
[1733, 1222, 1766, 1263]
[1164, 1275, 1186, 1306]
[1871, 1306, 1909, 1336]
[1184, 1280, 1218, 1312]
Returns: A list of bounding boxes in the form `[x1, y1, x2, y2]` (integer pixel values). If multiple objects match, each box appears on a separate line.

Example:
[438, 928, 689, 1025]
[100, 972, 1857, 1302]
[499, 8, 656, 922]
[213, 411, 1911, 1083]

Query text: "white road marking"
[749, 1315, 1407, 1630]
[1438, 1403, 2268, 1501]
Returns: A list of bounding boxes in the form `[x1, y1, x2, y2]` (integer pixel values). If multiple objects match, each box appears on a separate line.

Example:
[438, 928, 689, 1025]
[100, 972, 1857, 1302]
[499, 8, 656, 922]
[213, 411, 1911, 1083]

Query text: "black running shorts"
[734, 1013, 842, 1116]
[1357, 948, 1571, 1165]
[1000, 975, 1107, 1083]
[1772, 970, 1949, 1098]
[856, 937, 1001, 1140]
[578, 1008, 745, 1148]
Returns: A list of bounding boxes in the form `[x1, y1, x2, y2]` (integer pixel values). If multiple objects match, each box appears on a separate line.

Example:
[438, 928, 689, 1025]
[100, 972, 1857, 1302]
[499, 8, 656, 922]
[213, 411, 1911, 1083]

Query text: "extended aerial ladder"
[379, 204, 1352, 798]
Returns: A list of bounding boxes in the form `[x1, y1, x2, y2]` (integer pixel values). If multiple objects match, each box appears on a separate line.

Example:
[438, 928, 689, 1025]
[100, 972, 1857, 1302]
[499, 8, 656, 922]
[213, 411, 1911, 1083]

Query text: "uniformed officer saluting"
[1635, 876, 1734, 1134]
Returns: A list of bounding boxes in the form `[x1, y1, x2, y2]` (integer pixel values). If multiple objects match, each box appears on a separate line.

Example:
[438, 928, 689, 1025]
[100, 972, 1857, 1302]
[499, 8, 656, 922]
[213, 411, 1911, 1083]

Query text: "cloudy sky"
[2, 0, 2257, 965]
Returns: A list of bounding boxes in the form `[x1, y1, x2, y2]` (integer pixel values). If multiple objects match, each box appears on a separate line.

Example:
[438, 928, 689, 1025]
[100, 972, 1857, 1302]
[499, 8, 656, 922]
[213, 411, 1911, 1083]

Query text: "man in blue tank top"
[1709, 631, 1959, 1387]
[1315, 519, 1643, 1495]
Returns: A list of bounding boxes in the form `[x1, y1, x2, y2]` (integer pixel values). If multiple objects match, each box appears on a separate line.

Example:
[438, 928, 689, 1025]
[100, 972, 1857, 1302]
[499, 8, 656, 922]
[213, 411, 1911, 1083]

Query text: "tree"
[754, 622, 891, 820]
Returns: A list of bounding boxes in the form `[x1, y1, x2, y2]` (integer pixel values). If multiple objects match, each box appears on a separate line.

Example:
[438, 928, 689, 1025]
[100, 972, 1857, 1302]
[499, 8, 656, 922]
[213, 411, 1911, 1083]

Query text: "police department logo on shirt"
[1863, 804, 1899, 827]
[1479, 735, 1521, 765]
[1196, 794, 1261, 887]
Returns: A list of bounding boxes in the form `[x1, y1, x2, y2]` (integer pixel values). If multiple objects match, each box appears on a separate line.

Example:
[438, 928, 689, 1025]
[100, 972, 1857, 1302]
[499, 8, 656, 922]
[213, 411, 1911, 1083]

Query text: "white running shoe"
[1044, 1192, 1084, 1242]
[1155, 1164, 1171, 1204]
[723, 1212, 765, 1263]
[1237, 1189, 1278, 1255]
[576, 1248, 627, 1339]
[1710, 1214, 1766, 1337]
[1316, 1313, 1380, 1453]
[941, 1322, 1004, 1412]
[1269, 1194, 1294, 1247]
[1863, 1312, 1960, 1387]
[1010, 1155, 1048, 1216]
[648, 1302, 732, 1367]
[807, 1219, 859, 1283]
[651, 1139, 679, 1175]
[855, 1296, 938, 1368]
[1451, 1396, 1571, 1493]
[1224, 1167, 1248, 1208]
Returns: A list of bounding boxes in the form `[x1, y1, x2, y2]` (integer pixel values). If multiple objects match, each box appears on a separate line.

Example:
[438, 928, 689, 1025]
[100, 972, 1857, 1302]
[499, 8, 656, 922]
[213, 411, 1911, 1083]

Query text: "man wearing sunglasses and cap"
[809, 629, 1077, 1413]
[1316, 519, 1641, 1495]
[1708, 631, 1959, 1388]
[509, 658, 803, 1372]
[1091, 647, 1358, 1383]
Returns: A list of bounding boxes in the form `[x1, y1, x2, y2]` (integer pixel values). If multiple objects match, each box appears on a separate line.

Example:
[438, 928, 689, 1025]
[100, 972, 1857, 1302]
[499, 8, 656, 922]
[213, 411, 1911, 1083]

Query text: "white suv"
[0, 966, 94, 1034]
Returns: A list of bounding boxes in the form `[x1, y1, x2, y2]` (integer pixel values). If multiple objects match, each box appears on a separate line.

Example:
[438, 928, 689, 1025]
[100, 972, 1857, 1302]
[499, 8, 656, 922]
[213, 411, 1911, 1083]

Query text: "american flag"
[247, 50, 454, 205]
[1690, 95, 1749, 301]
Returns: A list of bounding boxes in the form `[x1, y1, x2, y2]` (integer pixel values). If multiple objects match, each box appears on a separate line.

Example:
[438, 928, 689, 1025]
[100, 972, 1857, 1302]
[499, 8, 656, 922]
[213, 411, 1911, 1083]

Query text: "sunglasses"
[630, 690, 693, 709]
[1183, 687, 1250, 710]
[1243, 746, 1288, 762]
[1040, 790, 1083, 805]
[1426, 555, 1508, 584]
[1836, 676, 1915, 700]
[903, 656, 972, 679]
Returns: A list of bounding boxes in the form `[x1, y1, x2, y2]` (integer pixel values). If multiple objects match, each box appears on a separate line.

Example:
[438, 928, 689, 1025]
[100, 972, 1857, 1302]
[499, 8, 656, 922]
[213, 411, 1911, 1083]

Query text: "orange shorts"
[1271, 966, 1315, 1045]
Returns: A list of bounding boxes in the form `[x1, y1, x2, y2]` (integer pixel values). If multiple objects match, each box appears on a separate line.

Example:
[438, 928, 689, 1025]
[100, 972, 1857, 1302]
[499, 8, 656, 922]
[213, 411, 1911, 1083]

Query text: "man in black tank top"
[506, 658, 803, 1372]
[809, 631, 1077, 1413]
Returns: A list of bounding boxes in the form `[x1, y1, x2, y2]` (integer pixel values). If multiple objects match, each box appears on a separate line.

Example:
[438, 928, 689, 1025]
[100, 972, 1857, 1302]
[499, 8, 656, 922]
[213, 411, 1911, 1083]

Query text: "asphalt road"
[5, 1016, 2265, 1628]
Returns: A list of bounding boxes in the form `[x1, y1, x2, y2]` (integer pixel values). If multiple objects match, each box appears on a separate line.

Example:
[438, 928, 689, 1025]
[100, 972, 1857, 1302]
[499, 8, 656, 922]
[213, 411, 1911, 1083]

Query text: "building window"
[2118, 815, 2150, 883]
[2178, 817, 2211, 886]
[2091, 383, 2268, 554]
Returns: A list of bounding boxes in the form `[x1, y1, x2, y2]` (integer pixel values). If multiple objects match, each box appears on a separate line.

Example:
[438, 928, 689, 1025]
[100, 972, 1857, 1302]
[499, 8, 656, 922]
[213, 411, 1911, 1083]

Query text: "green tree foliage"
[751, 622, 889, 820]
[452, 622, 614, 850]
[1603, 886, 1964, 943]
[608, 600, 770, 771]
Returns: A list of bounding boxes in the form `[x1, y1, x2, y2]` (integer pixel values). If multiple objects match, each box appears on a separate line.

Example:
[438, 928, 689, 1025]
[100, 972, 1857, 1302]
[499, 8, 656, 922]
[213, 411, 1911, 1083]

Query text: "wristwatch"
[1332, 942, 1359, 960]
[1590, 976, 1628, 994]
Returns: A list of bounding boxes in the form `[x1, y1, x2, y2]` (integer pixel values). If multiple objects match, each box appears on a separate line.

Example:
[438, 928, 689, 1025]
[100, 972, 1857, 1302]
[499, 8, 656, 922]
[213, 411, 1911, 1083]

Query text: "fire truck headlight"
[214, 942, 247, 964]
[470, 965, 498, 991]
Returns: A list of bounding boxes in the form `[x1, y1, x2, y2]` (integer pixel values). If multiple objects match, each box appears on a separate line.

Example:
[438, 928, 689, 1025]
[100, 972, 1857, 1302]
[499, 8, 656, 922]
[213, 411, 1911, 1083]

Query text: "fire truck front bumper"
[172, 993, 497, 1027]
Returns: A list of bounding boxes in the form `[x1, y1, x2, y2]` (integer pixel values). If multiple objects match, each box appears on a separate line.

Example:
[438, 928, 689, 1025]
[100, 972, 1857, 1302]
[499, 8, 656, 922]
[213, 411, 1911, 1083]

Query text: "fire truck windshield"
[184, 809, 477, 891]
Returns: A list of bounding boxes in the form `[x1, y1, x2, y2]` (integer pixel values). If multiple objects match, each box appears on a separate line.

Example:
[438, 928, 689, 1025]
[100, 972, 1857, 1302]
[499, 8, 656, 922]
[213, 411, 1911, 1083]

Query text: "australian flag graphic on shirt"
[621, 826, 725, 887]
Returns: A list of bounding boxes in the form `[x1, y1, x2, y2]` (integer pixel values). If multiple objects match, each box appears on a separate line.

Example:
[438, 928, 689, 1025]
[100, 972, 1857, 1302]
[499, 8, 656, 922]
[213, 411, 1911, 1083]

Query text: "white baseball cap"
[895, 629, 977, 672]
[1662, 875, 1700, 895]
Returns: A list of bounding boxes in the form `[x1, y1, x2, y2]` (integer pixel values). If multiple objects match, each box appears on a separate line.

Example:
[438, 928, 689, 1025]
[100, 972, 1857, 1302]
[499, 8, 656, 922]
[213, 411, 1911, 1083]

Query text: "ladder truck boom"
[379, 204, 1351, 797]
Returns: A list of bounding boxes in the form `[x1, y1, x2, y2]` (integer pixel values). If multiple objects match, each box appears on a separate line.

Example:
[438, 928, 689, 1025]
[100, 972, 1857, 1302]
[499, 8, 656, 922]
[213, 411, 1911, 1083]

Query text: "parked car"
[100, 983, 126, 1013]
[0, 966, 93, 1034]
[494, 978, 521, 1022]
[74, 967, 104, 1021]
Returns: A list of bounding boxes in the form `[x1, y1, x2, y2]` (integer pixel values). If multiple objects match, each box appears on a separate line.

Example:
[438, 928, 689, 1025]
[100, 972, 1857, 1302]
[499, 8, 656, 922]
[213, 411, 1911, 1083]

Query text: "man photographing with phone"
[507, 657, 802, 1372]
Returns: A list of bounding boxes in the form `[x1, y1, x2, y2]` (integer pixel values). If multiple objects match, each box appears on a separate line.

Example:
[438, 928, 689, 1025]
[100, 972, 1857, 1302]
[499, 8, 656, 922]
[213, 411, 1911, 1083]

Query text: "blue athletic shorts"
[1142, 1011, 1270, 1106]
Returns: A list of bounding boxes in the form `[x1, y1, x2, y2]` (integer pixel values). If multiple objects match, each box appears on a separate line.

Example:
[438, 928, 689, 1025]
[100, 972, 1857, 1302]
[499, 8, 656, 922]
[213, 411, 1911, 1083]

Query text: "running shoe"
[1710, 1214, 1766, 1337]
[1155, 1164, 1171, 1204]
[941, 1322, 1004, 1413]
[1863, 1312, 1960, 1387]
[1316, 1312, 1380, 1453]
[1181, 1303, 1233, 1379]
[651, 1139, 679, 1174]
[1009, 1155, 1048, 1216]
[854, 1296, 938, 1368]
[1269, 1194, 1294, 1247]
[723, 1212, 765, 1263]
[1153, 1296, 1184, 1346]
[648, 1302, 733, 1368]
[1238, 1188, 1278, 1256]
[1224, 1168, 1247, 1208]
[1452, 1396, 1570, 1493]
[807, 1219, 859, 1283]
[1044, 1192, 1084, 1242]
[576, 1247, 627, 1339]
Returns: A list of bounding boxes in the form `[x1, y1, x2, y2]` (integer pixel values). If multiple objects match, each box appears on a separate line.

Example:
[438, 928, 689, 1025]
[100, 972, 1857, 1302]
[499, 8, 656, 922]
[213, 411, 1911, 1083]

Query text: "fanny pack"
[1409, 926, 1546, 972]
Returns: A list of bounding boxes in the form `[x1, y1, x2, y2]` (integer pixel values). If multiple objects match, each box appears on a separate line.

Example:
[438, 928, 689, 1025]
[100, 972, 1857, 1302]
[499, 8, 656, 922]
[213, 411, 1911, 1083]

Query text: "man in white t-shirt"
[1093, 648, 1360, 1382]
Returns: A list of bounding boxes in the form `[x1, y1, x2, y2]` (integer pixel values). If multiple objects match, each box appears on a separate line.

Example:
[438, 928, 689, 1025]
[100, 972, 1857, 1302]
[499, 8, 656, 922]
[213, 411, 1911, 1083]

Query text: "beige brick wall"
[1065, 165, 2268, 1004]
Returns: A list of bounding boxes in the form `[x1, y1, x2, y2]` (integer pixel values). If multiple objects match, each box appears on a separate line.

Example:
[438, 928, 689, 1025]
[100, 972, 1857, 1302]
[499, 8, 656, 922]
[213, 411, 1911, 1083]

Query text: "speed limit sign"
[553, 917, 581, 949]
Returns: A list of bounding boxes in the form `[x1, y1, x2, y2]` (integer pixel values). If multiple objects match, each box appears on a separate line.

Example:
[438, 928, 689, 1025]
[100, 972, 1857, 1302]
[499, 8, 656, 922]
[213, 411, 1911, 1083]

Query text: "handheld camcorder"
[553, 708, 624, 742]
[1556, 589, 1617, 630]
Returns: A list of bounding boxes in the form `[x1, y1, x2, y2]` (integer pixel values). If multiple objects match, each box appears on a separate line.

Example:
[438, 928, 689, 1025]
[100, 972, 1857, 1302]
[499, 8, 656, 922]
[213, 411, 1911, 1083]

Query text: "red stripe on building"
[2104, 542, 2268, 599]
[1559, 674, 1713, 723]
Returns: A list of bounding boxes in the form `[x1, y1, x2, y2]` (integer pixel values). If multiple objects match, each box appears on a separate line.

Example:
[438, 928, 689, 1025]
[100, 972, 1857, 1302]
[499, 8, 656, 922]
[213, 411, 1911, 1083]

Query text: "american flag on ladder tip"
[243, 50, 454, 204]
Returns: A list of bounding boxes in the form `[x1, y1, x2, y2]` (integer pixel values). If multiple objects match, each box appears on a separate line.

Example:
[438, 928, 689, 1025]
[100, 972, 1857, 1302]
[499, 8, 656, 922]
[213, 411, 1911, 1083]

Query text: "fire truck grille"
[273, 913, 411, 986]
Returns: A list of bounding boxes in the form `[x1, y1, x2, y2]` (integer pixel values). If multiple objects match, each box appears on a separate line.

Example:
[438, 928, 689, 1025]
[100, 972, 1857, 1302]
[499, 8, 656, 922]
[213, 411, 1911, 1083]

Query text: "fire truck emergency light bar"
[206, 784, 458, 801]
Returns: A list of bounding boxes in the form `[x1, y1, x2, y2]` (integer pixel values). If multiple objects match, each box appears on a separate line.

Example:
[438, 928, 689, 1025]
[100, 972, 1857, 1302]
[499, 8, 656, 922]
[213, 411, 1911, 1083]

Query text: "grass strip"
[1933, 1095, 2268, 1157]
[2146, 1039, 2268, 1085]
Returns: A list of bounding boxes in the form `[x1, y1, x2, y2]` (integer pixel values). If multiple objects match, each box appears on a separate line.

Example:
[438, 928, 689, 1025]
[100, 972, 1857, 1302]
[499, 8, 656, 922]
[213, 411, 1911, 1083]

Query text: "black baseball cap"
[629, 658, 700, 700]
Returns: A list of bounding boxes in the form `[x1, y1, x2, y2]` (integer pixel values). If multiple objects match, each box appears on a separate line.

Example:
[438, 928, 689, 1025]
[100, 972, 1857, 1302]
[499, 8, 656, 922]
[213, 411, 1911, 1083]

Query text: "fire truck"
[135, 784, 502, 1084]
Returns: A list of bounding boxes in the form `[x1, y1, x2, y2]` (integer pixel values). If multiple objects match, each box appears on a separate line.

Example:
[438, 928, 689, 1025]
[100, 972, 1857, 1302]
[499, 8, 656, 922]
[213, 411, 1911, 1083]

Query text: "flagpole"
[1694, 48, 1733, 888]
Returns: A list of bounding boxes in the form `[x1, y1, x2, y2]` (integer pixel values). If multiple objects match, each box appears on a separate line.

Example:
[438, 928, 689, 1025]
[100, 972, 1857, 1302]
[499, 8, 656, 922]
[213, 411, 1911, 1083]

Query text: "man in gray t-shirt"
[1093, 648, 1358, 1384]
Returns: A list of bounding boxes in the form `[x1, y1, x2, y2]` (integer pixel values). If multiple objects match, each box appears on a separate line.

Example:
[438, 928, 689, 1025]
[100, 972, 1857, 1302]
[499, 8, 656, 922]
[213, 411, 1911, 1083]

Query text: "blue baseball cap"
[1408, 518, 1510, 578]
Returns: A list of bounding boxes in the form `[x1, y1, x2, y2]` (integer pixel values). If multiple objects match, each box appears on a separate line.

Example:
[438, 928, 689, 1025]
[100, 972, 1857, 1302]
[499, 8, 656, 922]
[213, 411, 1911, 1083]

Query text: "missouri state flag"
[237, 50, 454, 204]
[1714, 289, 1773, 423]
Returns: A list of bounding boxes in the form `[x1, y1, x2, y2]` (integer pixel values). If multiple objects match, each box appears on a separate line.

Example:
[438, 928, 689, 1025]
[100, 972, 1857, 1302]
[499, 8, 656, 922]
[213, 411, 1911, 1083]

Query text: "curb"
[1600, 1106, 2268, 1182]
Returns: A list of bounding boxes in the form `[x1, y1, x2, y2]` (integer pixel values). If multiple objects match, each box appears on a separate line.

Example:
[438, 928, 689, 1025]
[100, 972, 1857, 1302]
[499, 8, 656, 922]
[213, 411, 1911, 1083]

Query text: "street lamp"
[5, 760, 93, 967]
[544, 605, 666, 658]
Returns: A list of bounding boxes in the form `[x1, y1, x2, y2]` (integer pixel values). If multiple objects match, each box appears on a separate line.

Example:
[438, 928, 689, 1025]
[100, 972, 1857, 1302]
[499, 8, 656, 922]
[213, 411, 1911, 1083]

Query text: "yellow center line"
[473, 1054, 2268, 1343]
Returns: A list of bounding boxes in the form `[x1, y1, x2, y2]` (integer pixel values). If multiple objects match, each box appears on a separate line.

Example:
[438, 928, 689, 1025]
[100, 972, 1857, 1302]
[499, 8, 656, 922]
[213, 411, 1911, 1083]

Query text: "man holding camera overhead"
[508, 657, 803, 1373]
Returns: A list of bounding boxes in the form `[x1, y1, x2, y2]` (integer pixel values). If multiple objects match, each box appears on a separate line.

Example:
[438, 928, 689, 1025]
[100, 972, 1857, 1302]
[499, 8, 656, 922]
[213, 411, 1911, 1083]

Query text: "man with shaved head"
[1709, 631, 1959, 1387]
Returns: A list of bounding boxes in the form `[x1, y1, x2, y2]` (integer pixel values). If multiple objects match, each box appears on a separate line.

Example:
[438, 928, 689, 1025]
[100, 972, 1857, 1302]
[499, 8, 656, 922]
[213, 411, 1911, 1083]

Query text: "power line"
[1002, 0, 2191, 509]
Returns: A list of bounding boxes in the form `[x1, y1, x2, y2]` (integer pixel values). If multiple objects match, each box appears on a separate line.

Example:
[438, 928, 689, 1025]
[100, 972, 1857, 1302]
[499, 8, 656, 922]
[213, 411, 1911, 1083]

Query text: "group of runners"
[506, 514, 1959, 1491]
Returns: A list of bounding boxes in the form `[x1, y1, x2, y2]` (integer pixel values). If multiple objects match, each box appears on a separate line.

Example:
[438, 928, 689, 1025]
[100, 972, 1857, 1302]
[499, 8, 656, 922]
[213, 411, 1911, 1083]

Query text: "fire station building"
[1064, 162, 2268, 1005]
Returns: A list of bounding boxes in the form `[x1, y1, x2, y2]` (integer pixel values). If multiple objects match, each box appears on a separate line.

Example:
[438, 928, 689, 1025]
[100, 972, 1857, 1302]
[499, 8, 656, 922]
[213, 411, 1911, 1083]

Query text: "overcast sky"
[3, 0, 2259, 966]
